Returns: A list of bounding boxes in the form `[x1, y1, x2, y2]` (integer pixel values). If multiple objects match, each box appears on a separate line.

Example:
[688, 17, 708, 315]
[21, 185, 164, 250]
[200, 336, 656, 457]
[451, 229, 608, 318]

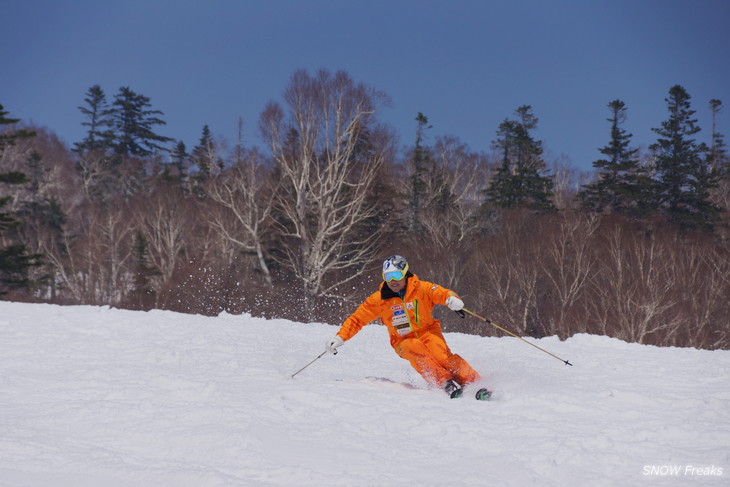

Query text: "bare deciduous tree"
[419, 136, 487, 247]
[206, 149, 274, 286]
[665, 235, 730, 348]
[474, 211, 541, 336]
[408, 137, 490, 295]
[259, 68, 393, 319]
[540, 212, 598, 336]
[551, 156, 586, 210]
[591, 225, 681, 344]
[134, 186, 193, 286]
[52, 203, 135, 304]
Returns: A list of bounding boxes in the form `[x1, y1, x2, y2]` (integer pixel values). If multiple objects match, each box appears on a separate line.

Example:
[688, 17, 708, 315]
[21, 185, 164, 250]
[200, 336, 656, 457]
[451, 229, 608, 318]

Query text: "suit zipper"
[400, 296, 420, 338]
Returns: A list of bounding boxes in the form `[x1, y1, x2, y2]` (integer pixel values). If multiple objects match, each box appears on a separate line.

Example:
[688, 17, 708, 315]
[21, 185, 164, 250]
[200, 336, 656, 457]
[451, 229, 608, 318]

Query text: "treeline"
[1, 69, 728, 349]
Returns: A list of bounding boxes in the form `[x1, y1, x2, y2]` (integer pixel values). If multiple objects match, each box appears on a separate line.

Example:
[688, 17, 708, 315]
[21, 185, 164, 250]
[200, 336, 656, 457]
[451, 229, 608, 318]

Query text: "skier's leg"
[444, 354, 481, 386]
[419, 328, 453, 363]
[421, 329, 481, 386]
[395, 338, 452, 387]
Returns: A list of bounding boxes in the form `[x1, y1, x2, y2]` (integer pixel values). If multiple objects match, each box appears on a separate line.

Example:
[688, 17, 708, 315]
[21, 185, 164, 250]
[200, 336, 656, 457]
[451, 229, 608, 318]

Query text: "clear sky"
[2, 0, 729, 172]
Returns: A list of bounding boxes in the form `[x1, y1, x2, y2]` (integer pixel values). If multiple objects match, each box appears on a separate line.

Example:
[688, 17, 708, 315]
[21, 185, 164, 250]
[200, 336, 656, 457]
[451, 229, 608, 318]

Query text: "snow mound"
[0, 302, 727, 486]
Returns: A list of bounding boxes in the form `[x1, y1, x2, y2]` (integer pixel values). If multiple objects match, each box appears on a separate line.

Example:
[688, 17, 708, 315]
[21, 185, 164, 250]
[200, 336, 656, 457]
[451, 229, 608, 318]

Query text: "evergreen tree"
[112, 87, 173, 156]
[650, 85, 721, 232]
[0, 105, 42, 294]
[24, 150, 44, 196]
[128, 231, 159, 310]
[407, 113, 432, 229]
[486, 120, 525, 209]
[484, 105, 555, 212]
[18, 149, 68, 245]
[190, 125, 218, 181]
[708, 99, 727, 175]
[579, 100, 651, 217]
[17, 194, 66, 297]
[168, 140, 189, 182]
[0, 105, 35, 149]
[74, 85, 115, 153]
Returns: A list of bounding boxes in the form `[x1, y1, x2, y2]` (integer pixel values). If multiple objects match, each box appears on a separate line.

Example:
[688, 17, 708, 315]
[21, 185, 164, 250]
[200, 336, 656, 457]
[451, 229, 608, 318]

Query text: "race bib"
[392, 308, 411, 336]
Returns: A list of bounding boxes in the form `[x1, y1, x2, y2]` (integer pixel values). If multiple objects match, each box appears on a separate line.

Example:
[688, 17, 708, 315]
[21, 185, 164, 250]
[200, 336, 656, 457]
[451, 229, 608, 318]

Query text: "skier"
[325, 255, 490, 399]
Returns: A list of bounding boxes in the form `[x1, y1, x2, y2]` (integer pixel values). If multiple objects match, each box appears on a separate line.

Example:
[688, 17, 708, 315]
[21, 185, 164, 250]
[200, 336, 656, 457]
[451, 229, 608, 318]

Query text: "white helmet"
[382, 255, 409, 282]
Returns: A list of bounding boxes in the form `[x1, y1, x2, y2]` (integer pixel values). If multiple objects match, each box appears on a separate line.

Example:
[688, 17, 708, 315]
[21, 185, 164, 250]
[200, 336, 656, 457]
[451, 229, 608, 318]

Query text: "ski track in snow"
[0, 302, 728, 486]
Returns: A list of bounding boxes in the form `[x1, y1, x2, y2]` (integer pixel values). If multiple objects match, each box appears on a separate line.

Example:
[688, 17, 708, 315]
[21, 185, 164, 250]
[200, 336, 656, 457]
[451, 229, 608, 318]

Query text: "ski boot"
[475, 388, 492, 401]
[442, 379, 464, 399]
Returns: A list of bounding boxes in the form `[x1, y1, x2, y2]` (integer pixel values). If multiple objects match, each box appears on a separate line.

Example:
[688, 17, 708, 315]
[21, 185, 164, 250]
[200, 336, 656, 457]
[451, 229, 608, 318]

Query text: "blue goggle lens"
[383, 270, 406, 282]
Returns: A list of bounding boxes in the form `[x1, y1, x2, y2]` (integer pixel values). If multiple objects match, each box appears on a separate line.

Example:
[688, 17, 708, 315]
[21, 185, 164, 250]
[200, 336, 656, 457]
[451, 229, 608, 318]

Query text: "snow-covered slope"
[0, 302, 727, 486]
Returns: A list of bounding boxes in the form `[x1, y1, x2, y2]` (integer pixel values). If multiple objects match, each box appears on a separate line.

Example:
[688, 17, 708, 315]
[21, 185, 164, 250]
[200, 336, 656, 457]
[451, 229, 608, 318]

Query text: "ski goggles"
[383, 266, 408, 282]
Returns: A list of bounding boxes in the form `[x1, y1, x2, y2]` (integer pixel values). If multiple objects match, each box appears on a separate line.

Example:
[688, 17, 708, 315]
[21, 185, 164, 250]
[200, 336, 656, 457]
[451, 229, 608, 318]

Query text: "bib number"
[392, 309, 411, 336]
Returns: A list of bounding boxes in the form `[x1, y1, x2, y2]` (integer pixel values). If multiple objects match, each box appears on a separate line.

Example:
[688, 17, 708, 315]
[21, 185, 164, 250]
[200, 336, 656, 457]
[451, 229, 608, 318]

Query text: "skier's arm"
[337, 294, 380, 341]
[427, 281, 463, 309]
[325, 294, 379, 354]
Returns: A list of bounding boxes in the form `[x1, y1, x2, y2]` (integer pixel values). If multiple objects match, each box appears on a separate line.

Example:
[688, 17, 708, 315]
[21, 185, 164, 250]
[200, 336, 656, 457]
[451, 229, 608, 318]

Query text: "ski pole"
[291, 351, 328, 378]
[462, 308, 573, 366]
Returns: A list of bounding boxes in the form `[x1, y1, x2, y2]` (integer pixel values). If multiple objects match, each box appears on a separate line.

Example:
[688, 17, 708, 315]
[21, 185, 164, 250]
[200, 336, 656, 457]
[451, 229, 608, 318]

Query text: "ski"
[356, 377, 492, 400]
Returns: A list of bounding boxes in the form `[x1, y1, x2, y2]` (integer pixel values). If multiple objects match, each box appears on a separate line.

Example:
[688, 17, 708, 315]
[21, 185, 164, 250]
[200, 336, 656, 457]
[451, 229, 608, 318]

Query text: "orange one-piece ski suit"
[336, 273, 481, 388]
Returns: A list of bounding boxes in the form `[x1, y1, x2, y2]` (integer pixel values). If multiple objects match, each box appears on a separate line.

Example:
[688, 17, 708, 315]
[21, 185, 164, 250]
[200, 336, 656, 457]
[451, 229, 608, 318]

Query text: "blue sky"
[2, 0, 729, 172]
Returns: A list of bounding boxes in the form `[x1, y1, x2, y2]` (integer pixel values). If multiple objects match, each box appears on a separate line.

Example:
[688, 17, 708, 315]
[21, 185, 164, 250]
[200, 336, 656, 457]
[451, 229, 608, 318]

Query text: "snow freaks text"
[642, 465, 723, 477]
